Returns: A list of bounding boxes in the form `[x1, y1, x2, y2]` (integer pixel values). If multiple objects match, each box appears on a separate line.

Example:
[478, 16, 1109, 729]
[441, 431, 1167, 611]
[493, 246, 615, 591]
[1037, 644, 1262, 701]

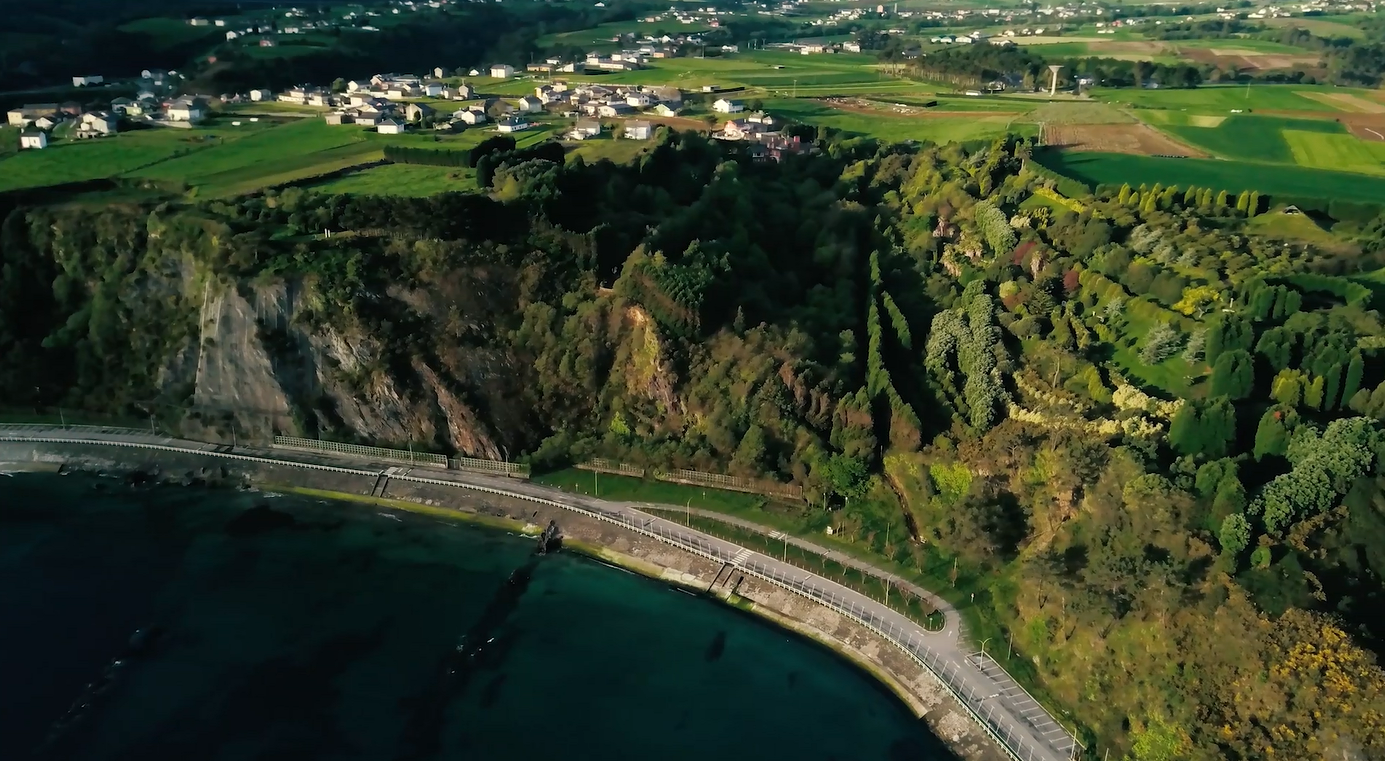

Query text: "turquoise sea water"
[0, 474, 956, 761]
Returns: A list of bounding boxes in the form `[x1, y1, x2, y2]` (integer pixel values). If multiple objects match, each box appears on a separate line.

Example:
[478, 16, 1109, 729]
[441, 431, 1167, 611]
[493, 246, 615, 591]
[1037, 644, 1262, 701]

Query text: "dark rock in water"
[224, 504, 297, 536]
[534, 520, 562, 555]
[706, 630, 727, 662]
[125, 468, 157, 487]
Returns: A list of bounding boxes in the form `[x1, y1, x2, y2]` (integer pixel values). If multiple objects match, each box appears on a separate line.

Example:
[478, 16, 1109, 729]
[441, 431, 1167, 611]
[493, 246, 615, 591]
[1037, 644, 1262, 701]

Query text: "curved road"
[0, 425, 1078, 761]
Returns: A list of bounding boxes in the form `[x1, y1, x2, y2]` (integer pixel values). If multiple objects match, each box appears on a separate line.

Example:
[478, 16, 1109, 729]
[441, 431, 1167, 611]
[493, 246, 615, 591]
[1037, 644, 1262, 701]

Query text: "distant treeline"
[909, 45, 1203, 89]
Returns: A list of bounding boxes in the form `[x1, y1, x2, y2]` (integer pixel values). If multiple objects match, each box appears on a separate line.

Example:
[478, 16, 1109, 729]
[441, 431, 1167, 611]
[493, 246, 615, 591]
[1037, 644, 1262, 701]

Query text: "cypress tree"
[1343, 350, 1365, 404]
[1254, 406, 1294, 460]
[1248, 191, 1261, 217]
[1215, 189, 1229, 207]
[1323, 363, 1344, 410]
[1236, 190, 1250, 213]
[1211, 349, 1255, 399]
[1184, 186, 1199, 206]
[1118, 183, 1132, 205]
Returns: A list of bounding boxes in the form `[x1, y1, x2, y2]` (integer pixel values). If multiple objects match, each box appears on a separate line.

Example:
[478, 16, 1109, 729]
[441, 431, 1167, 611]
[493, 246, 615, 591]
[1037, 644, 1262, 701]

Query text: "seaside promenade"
[0, 423, 1080, 761]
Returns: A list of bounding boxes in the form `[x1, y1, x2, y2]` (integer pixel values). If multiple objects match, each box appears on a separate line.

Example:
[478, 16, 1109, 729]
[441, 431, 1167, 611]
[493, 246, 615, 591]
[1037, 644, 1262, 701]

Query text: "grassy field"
[118, 17, 223, 50]
[1094, 84, 1356, 114]
[308, 163, 475, 196]
[1155, 114, 1345, 163]
[1283, 129, 1385, 175]
[128, 119, 373, 194]
[765, 98, 1034, 144]
[0, 127, 252, 193]
[1036, 150, 1385, 204]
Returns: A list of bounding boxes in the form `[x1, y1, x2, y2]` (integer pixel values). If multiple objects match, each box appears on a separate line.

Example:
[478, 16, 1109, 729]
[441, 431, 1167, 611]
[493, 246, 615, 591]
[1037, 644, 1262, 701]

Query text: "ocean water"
[0, 474, 957, 761]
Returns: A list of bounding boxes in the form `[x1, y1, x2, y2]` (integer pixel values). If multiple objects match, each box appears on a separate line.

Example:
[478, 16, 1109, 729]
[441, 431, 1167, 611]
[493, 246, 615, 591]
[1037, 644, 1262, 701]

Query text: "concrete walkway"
[0, 424, 1079, 761]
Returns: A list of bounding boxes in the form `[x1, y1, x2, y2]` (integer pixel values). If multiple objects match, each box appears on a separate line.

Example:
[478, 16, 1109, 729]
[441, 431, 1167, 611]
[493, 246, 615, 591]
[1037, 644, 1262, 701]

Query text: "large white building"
[490, 64, 514, 79]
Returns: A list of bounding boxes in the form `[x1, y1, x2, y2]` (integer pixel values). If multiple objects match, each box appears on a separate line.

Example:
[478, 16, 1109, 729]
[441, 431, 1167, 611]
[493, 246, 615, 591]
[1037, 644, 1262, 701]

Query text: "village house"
[652, 103, 679, 117]
[249, 89, 273, 101]
[166, 96, 208, 122]
[404, 102, 435, 122]
[324, 112, 352, 125]
[453, 83, 475, 100]
[72, 75, 104, 87]
[625, 92, 654, 108]
[6, 103, 58, 127]
[19, 131, 48, 150]
[516, 96, 544, 113]
[110, 97, 135, 114]
[712, 98, 744, 113]
[422, 81, 445, 97]
[623, 120, 653, 140]
[597, 102, 633, 118]
[496, 116, 531, 133]
[34, 115, 64, 131]
[568, 119, 601, 140]
[78, 111, 119, 135]
[353, 112, 382, 127]
[453, 108, 487, 125]
[59, 101, 83, 116]
[377, 118, 405, 134]
[490, 63, 514, 79]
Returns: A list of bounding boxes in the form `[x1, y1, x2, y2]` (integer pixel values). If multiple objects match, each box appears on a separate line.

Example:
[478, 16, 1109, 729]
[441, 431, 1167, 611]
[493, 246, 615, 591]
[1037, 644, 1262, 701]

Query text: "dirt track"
[1042, 122, 1206, 157]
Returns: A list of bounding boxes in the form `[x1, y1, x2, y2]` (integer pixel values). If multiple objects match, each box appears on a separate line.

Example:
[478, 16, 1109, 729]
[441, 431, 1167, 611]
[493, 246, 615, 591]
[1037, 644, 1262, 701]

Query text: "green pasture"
[1157, 114, 1345, 163]
[118, 17, 223, 50]
[1262, 15, 1367, 39]
[0, 128, 238, 193]
[536, 19, 713, 47]
[1283, 130, 1385, 176]
[764, 98, 1035, 144]
[309, 163, 475, 196]
[1035, 150, 1385, 204]
[1094, 84, 1356, 114]
[129, 119, 369, 189]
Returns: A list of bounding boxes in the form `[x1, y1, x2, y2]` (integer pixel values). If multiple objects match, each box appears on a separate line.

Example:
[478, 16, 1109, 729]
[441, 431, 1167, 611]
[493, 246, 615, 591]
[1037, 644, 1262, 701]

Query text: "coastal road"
[0, 425, 1079, 761]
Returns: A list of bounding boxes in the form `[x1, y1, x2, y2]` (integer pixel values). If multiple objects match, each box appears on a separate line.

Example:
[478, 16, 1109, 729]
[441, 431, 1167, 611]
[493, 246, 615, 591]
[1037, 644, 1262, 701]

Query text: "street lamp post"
[980, 638, 992, 658]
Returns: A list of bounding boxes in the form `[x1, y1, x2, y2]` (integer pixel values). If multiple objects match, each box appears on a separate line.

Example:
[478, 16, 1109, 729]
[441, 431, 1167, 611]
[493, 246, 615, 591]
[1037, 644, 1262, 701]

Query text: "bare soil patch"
[1043, 122, 1206, 157]
[1297, 90, 1385, 114]
[1181, 47, 1321, 71]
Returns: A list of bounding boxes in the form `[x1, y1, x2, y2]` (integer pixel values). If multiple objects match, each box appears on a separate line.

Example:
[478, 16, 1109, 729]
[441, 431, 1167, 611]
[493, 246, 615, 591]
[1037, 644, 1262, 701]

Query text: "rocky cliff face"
[183, 276, 523, 458]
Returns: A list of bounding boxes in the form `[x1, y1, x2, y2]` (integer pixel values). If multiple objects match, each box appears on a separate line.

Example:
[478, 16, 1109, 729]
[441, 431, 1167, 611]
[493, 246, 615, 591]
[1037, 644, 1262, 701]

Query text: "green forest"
[2, 126, 1385, 760]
